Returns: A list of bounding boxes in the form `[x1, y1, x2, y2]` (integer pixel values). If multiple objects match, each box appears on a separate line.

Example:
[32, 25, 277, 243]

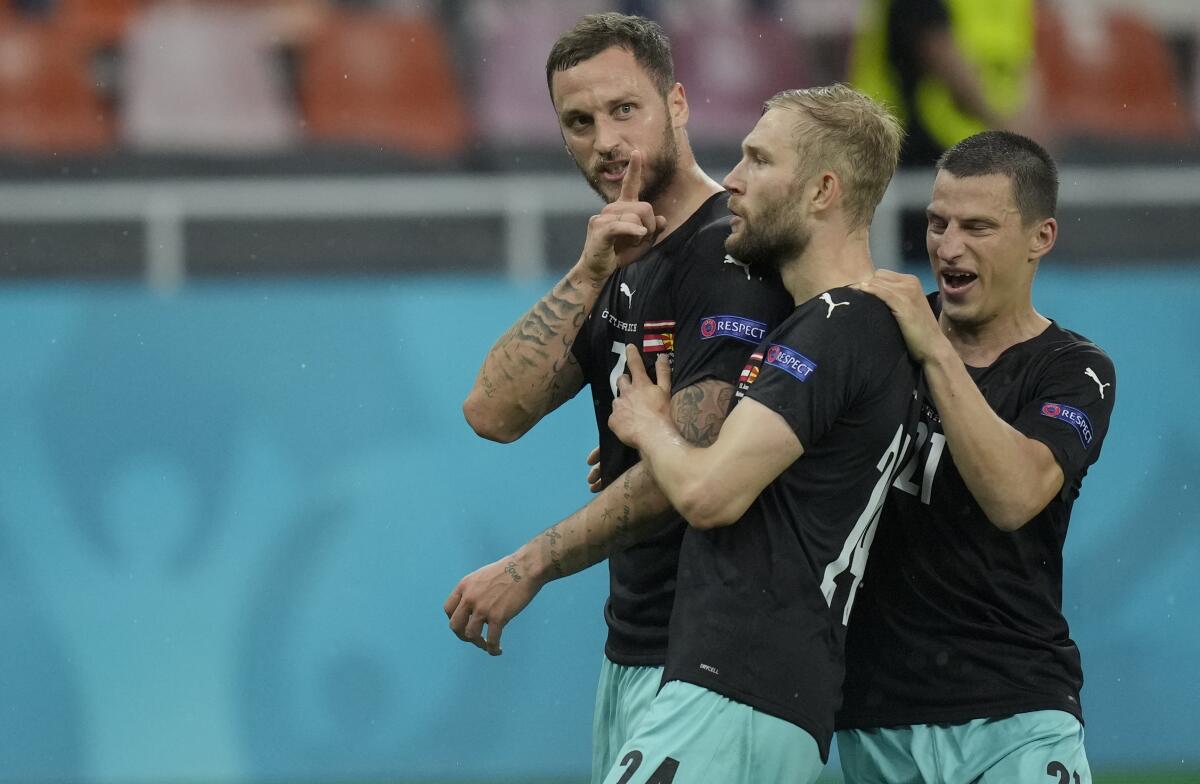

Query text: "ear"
[668, 82, 689, 128]
[1028, 216, 1056, 262]
[809, 171, 841, 215]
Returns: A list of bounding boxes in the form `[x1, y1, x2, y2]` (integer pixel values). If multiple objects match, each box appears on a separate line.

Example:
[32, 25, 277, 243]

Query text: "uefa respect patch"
[698, 315, 768, 345]
[1040, 402, 1093, 448]
[764, 343, 817, 382]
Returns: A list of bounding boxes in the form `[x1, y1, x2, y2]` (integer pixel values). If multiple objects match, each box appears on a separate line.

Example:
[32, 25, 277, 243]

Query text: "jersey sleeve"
[1011, 342, 1116, 497]
[745, 291, 898, 449]
[669, 218, 794, 394]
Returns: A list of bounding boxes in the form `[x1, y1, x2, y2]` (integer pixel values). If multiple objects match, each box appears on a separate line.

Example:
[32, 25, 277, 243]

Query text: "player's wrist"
[513, 541, 556, 585]
[636, 411, 679, 459]
[920, 334, 959, 369]
[570, 254, 613, 288]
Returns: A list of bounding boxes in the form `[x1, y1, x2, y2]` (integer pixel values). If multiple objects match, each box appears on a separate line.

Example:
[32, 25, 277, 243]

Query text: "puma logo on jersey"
[819, 292, 849, 318]
[723, 254, 752, 280]
[619, 282, 635, 306]
[1084, 367, 1110, 399]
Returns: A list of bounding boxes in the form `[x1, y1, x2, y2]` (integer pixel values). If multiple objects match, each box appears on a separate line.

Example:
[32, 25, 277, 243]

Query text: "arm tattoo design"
[614, 471, 636, 548]
[543, 525, 565, 579]
[671, 381, 734, 447]
[489, 276, 593, 407]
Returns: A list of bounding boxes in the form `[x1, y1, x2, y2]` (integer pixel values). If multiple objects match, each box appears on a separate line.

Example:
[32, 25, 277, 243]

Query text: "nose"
[723, 159, 747, 194]
[933, 224, 964, 263]
[593, 116, 621, 159]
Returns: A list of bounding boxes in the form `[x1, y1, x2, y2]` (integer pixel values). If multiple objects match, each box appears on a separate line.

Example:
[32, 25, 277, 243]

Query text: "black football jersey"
[663, 288, 923, 760]
[571, 192, 794, 665]
[838, 293, 1117, 729]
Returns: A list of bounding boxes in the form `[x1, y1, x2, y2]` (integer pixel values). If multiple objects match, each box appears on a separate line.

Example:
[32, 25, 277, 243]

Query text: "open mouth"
[941, 270, 978, 294]
[598, 161, 629, 183]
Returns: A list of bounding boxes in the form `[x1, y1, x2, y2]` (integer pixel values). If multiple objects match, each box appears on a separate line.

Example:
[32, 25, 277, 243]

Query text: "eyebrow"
[560, 93, 639, 121]
[925, 208, 1000, 227]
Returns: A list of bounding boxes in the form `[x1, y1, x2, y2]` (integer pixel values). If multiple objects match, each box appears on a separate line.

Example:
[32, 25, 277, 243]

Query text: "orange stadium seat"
[298, 10, 470, 157]
[1036, 5, 1194, 142]
[56, 0, 147, 49]
[0, 20, 115, 153]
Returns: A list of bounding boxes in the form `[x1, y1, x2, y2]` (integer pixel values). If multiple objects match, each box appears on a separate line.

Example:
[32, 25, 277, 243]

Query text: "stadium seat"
[56, 0, 147, 50]
[298, 10, 471, 157]
[0, 19, 115, 153]
[1036, 5, 1194, 142]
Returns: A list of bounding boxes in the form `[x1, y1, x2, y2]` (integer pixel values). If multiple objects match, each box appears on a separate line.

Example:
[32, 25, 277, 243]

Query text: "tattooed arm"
[462, 152, 664, 443]
[461, 270, 600, 443]
[445, 378, 731, 654]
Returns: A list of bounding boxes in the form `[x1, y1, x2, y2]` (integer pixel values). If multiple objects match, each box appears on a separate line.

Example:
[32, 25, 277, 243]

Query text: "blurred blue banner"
[0, 267, 1195, 783]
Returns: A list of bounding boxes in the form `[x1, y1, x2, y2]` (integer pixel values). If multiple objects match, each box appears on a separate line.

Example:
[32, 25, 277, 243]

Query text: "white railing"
[0, 167, 1196, 287]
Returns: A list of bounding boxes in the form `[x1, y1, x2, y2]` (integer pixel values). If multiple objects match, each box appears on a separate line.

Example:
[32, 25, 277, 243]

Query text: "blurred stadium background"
[0, 1, 1196, 783]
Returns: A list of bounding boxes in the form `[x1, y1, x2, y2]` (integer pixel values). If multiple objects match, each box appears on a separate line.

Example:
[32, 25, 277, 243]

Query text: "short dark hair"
[545, 13, 674, 99]
[936, 131, 1059, 224]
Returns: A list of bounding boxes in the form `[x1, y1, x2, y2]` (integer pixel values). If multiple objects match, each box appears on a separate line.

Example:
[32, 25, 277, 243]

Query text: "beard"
[574, 121, 679, 205]
[726, 194, 810, 271]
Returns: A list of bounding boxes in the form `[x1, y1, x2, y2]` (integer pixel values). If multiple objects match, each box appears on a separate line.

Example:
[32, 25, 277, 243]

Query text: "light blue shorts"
[592, 657, 665, 784]
[837, 709, 1091, 784]
[599, 680, 824, 784]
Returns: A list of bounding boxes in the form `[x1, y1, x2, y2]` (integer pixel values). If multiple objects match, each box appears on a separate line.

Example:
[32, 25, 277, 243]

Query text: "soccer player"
[836, 131, 1117, 784]
[599, 85, 921, 783]
[446, 13, 792, 780]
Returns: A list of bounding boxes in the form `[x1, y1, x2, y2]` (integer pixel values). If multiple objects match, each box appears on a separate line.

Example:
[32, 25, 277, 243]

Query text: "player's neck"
[650, 162, 723, 242]
[942, 305, 1051, 367]
[780, 228, 874, 306]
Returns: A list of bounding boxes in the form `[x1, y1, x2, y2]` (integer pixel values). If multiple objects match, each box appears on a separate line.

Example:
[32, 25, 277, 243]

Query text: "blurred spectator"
[661, 0, 807, 149]
[850, 0, 1036, 167]
[465, 0, 610, 154]
[849, 0, 1037, 259]
[119, 0, 327, 153]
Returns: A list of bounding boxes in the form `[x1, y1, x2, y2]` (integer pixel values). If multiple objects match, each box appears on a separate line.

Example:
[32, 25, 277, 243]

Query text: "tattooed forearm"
[505, 561, 522, 582]
[466, 273, 596, 436]
[487, 278, 593, 402]
[501, 279, 589, 355]
[544, 524, 564, 578]
[479, 373, 497, 399]
[526, 464, 673, 583]
[618, 471, 638, 546]
[671, 380, 735, 447]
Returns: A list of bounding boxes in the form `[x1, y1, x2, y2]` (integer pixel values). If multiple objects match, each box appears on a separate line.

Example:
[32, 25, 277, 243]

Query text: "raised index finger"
[624, 343, 649, 386]
[619, 149, 643, 203]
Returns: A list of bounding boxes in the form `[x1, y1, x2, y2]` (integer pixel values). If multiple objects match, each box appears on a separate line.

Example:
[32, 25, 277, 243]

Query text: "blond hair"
[764, 85, 903, 230]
